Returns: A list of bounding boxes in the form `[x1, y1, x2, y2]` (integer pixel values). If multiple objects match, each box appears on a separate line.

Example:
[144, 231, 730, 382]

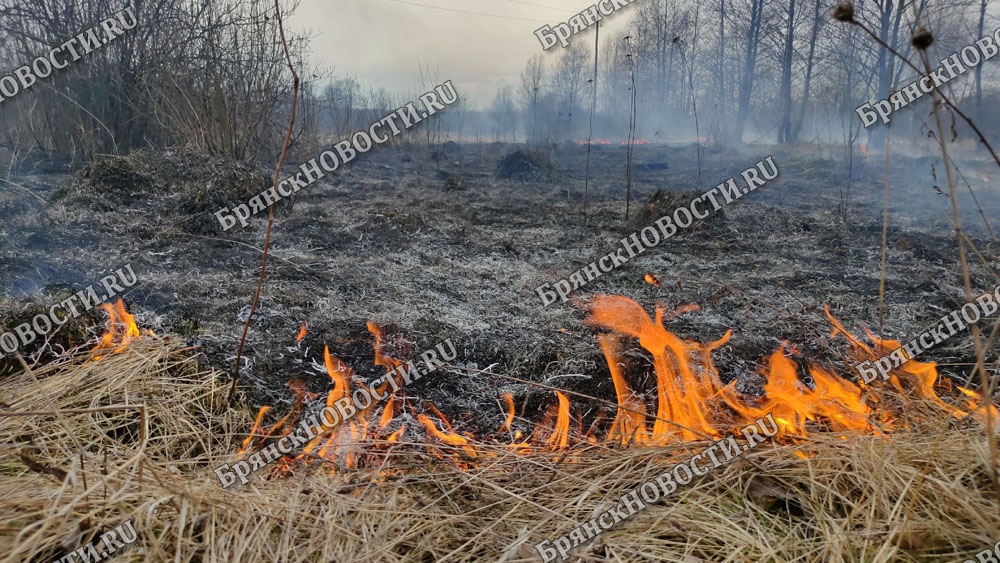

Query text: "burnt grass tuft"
[1, 141, 997, 435]
[0, 288, 103, 375]
[54, 148, 275, 235]
[496, 148, 553, 181]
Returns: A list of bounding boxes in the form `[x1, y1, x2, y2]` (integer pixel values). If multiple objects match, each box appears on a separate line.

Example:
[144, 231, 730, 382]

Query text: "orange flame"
[234, 296, 997, 479]
[586, 295, 995, 443]
[587, 295, 736, 442]
[500, 392, 516, 434]
[237, 406, 272, 456]
[600, 334, 648, 446]
[296, 322, 307, 343]
[544, 391, 571, 450]
[92, 298, 146, 359]
[418, 414, 477, 459]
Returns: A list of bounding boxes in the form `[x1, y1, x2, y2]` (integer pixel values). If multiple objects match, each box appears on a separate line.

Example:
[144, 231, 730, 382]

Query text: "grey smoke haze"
[289, 0, 628, 108]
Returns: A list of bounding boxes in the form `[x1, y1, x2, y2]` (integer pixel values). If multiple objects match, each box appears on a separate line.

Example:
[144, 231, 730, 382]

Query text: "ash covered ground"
[1, 141, 998, 433]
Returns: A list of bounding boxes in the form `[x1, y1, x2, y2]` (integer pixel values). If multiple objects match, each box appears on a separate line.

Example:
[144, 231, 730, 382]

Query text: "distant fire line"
[578, 138, 651, 146]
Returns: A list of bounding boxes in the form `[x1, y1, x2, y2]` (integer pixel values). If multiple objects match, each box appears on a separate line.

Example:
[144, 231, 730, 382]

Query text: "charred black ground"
[1, 141, 997, 435]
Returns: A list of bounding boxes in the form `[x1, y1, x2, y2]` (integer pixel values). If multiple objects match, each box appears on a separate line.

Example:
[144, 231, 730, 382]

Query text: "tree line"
[500, 0, 998, 147]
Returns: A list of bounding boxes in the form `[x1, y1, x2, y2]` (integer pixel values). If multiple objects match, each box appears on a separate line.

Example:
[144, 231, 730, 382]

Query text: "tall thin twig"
[677, 39, 702, 187]
[878, 127, 891, 335]
[624, 36, 637, 220]
[916, 44, 998, 499]
[835, 2, 999, 501]
[227, 0, 300, 405]
[583, 21, 599, 226]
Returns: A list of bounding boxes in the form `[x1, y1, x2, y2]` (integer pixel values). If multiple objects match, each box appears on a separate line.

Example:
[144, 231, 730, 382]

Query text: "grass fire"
[3, 286, 998, 561]
[229, 293, 997, 482]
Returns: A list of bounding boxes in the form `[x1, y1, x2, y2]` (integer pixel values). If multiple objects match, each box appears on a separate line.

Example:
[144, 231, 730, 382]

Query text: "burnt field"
[1, 141, 997, 430]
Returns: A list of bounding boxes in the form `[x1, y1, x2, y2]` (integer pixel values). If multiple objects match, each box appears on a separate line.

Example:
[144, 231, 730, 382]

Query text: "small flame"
[296, 322, 307, 343]
[92, 298, 145, 359]
[418, 414, 477, 459]
[644, 273, 661, 287]
[600, 334, 647, 446]
[386, 426, 406, 443]
[957, 386, 999, 421]
[237, 406, 272, 456]
[544, 391, 571, 450]
[500, 392, 516, 434]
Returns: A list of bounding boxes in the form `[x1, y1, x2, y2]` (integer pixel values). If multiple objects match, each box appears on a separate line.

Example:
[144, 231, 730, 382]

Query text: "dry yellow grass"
[1, 339, 998, 562]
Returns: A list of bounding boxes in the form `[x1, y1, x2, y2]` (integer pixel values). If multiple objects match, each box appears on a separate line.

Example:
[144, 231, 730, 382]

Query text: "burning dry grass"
[1, 338, 999, 562]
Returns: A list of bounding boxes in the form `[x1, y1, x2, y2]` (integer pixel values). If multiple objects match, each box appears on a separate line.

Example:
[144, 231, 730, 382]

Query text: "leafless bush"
[0, 0, 317, 168]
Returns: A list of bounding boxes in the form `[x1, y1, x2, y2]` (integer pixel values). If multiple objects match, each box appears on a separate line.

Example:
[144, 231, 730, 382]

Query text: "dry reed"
[1, 340, 997, 562]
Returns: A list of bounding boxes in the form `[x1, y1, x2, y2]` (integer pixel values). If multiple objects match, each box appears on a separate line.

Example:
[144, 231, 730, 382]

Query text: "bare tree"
[321, 77, 362, 137]
[490, 86, 518, 142]
[790, 0, 823, 141]
[869, 0, 908, 148]
[975, 0, 995, 122]
[508, 0, 989, 150]
[716, 0, 729, 144]
[598, 28, 632, 132]
[520, 54, 546, 145]
[549, 43, 591, 141]
[733, 0, 768, 143]
[777, 0, 798, 143]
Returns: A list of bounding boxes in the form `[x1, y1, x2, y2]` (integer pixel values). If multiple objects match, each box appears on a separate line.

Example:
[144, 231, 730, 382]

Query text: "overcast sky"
[289, 0, 630, 109]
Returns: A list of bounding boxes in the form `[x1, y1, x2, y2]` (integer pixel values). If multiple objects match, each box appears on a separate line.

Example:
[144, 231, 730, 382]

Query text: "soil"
[1, 140, 998, 435]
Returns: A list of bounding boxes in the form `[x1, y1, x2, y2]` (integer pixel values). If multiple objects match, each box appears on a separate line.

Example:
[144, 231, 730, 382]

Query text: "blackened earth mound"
[496, 149, 552, 182]
[55, 148, 274, 234]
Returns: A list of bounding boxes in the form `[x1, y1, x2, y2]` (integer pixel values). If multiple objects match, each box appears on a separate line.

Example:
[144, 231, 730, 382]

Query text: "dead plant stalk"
[837, 4, 1000, 503]
[227, 0, 300, 405]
